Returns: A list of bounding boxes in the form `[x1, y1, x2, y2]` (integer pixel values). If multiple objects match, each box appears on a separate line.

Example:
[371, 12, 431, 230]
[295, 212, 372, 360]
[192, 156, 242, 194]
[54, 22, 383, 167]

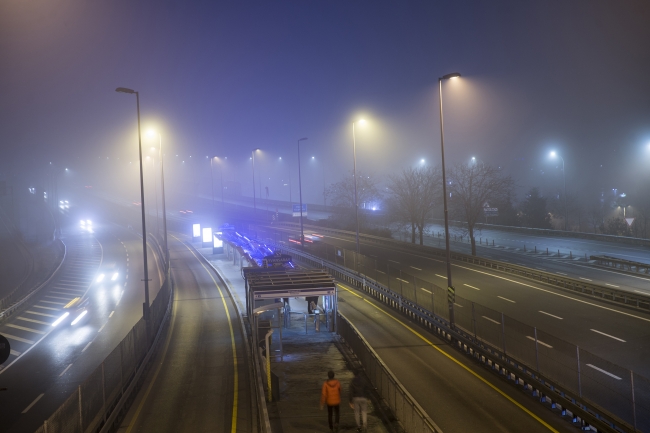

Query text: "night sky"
[2, 0, 650, 205]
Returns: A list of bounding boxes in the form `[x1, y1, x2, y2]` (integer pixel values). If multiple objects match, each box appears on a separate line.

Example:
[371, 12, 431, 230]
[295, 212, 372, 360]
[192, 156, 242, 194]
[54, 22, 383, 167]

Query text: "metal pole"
[438, 78, 454, 327]
[352, 122, 360, 255]
[158, 134, 169, 270]
[631, 370, 637, 430]
[210, 157, 215, 214]
[298, 138, 308, 247]
[152, 157, 160, 237]
[562, 156, 567, 231]
[220, 163, 224, 205]
[135, 92, 150, 320]
[576, 345, 582, 398]
[534, 327, 540, 372]
[252, 150, 257, 212]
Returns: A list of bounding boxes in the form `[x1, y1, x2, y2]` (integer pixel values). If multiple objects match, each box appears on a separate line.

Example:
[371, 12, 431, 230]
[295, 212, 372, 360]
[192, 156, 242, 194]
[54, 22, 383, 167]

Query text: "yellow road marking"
[180, 238, 239, 433]
[126, 236, 239, 433]
[338, 284, 560, 433]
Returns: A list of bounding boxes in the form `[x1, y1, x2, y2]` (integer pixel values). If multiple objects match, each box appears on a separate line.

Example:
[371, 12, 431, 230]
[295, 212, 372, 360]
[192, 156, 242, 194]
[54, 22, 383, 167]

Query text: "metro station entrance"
[243, 268, 337, 401]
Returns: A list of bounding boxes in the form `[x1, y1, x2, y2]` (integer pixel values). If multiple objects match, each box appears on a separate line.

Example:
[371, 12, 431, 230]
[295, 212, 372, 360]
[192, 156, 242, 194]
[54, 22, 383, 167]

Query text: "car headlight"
[71, 310, 87, 326]
[111, 272, 118, 281]
[96, 274, 105, 283]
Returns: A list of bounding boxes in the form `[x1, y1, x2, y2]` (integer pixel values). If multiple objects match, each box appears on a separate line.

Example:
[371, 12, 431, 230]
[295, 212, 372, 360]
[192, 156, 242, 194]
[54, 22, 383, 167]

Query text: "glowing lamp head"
[358, 119, 367, 126]
[550, 151, 557, 158]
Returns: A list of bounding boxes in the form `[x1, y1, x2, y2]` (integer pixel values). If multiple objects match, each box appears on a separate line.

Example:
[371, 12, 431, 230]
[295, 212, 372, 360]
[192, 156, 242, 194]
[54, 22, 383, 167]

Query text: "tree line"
[322, 161, 648, 256]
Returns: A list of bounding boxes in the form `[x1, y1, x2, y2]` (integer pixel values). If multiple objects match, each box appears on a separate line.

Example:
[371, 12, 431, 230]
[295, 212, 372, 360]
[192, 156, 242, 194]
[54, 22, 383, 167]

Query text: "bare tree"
[324, 171, 382, 231]
[450, 162, 514, 256]
[387, 166, 441, 245]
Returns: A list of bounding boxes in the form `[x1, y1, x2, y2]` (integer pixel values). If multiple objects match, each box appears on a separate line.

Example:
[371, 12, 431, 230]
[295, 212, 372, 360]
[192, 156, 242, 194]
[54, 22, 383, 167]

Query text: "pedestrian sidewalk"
[195, 243, 392, 433]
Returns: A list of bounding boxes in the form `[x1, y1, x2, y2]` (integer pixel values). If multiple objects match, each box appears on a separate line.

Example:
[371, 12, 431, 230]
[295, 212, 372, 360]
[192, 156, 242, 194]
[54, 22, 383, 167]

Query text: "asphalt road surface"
[115, 234, 252, 433]
[258, 225, 650, 381]
[338, 280, 575, 433]
[0, 217, 163, 433]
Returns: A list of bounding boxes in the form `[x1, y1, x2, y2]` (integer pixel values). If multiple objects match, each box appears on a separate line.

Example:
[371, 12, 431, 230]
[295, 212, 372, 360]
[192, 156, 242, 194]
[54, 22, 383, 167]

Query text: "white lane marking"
[396, 278, 410, 284]
[587, 364, 622, 380]
[435, 274, 446, 279]
[17, 317, 50, 325]
[606, 283, 620, 288]
[59, 363, 73, 376]
[556, 272, 567, 275]
[482, 316, 500, 324]
[124, 282, 127, 287]
[454, 303, 463, 307]
[7, 324, 45, 334]
[634, 290, 647, 294]
[82, 341, 93, 352]
[410, 266, 422, 271]
[539, 311, 563, 320]
[109, 311, 115, 318]
[388, 259, 400, 264]
[116, 291, 124, 306]
[579, 277, 592, 282]
[376, 270, 385, 274]
[526, 336, 553, 348]
[420, 288, 432, 294]
[453, 263, 650, 323]
[3, 334, 35, 344]
[22, 393, 44, 413]
[40, 300, 65, 305]
[497, 296, 516, 303]
[26, 310, 58, 318]
[98, 323, 107, 333]
[10, 349, 21, 356]
[45, 295, 72, 301]
[33, 305, 60, 311]
[591, 329, 626, 342]
[464, 284, 480, 291]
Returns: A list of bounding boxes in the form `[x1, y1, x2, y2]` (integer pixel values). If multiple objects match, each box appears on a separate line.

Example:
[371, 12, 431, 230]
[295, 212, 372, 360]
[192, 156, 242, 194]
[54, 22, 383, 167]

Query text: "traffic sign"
[292, 204, 307, 217]
[0, 335, 10, 365]
[263, 252, 292, 266]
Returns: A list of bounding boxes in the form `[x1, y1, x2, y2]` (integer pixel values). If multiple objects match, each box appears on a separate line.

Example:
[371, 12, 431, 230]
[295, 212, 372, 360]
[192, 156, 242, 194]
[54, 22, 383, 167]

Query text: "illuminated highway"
[0, 216, 163, 433]
[260, 224, 650, 378]
[116, 235, 252, 432]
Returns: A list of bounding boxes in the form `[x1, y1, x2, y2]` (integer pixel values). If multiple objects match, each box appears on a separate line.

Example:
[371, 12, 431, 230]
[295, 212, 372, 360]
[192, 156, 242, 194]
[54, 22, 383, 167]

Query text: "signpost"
[483, 202, 498, 222]
[292, 203, 307, 217]
[262, 251, 292, 268]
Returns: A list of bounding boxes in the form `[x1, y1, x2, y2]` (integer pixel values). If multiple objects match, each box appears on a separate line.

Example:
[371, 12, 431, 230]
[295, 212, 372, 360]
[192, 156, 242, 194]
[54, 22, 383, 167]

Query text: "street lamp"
[116, 87, 150, 320]
[147, 130, 169, 269]
[297, 138, 308, 246]
[550, 151, 567, 230]
[438, 72, 460, 328]
[352, 119, 367, 255]
[211, 157, 225, 207]
[251, 149, 260, 211]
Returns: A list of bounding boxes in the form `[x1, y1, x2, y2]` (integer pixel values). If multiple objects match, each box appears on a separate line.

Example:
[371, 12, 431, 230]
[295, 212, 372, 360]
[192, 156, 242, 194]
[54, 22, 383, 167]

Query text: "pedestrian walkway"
[197, 244, 392, 433]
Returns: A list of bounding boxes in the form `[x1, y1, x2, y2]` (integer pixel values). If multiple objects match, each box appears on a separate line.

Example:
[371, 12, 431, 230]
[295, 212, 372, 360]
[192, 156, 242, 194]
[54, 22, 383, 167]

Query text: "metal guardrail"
[268, 222, 650, 311]
[32, 237, 173, 433]
[591, 255, 650, 274]
[266, 238, 647, 433]
[338, 311, 443, 433]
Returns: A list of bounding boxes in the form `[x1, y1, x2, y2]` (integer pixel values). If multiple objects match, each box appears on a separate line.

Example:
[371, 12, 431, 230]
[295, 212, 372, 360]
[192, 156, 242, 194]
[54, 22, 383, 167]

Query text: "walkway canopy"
[242, 268, 336, 318]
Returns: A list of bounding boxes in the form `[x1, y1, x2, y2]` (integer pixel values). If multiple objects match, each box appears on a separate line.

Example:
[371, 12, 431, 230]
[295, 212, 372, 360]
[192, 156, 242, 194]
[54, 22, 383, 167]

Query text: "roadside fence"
[338, 311, 443, 433]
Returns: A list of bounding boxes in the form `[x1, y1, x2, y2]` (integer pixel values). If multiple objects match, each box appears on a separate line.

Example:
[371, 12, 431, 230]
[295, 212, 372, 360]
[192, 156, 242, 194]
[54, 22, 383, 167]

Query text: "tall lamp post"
[438, 72, 460, 328]
[550, 151, 567, 230]
[148, 130, 169, 270]
[297, 137, 308, 246]
[352, 119, 366, 255]
[116, 87, 150, 320]
[251, 149, 260, 211]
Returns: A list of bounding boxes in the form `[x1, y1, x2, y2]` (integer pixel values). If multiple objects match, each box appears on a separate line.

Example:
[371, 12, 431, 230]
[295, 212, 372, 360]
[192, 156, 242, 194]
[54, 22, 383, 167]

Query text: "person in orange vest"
[320, 370, 341, 432]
